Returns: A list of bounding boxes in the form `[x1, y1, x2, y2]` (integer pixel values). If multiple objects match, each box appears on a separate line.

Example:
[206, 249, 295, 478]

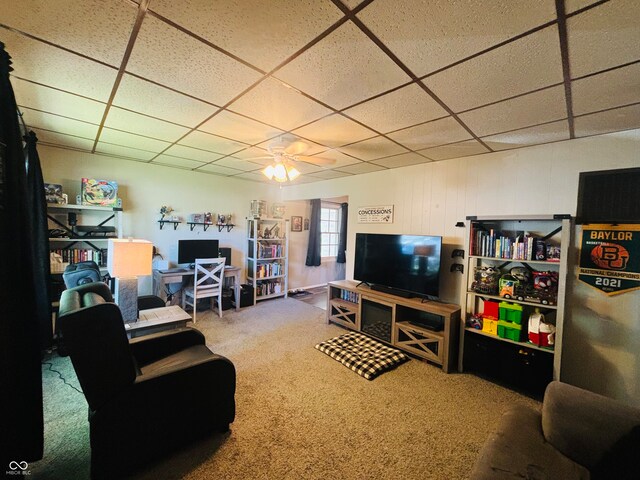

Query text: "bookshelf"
[459, 215, 572, 396]
[246, 217, 289, 304]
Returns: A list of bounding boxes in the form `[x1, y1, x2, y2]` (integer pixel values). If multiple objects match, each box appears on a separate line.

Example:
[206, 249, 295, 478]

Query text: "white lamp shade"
[107, 239, 153, 277]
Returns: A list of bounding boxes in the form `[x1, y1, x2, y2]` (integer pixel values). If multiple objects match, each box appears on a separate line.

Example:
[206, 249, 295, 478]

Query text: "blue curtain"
[336, 202, 348, 263]
[305, 199, 322, 266]
[0, 42, 44, 462]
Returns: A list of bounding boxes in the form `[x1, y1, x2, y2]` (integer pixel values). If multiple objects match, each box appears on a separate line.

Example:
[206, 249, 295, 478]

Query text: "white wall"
[283, 129, 640, 406]
[285, 199, 346, 290]
[40, 145, 281, 294]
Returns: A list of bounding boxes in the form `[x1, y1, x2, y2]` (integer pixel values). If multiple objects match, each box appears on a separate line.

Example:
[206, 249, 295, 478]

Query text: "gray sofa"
[470, 381, 640, 480]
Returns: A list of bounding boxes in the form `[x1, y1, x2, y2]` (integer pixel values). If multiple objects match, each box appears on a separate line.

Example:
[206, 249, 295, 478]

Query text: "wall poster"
[578, 224, 640, 295]
[357, 205, 394, 223]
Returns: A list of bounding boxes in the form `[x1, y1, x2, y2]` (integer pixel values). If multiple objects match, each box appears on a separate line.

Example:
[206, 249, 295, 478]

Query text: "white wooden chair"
[182, 257, 226, 323]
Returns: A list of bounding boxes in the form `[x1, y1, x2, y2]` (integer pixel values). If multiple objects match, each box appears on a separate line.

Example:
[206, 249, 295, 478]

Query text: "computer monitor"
[218, 247, 232, 267]
[177, 239, 219, 265]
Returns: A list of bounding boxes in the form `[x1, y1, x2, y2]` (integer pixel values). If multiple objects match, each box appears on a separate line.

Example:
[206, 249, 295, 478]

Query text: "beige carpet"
[35, 298, 540, 479]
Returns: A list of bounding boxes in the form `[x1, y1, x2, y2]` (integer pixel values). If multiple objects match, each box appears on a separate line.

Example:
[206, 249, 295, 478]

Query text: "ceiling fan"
[247, 138, 337, 182]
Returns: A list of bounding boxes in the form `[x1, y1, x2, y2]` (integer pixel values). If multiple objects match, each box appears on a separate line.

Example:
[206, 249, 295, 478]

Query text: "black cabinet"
[463, 330, 553, 398]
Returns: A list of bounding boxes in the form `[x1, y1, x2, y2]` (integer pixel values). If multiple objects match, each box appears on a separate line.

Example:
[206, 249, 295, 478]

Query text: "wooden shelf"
[158, 219, 181, 230]
[466, 291, 558, 309]
[469, 255, 561, 266]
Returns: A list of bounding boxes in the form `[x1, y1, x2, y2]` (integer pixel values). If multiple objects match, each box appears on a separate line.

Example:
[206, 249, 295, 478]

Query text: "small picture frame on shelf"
[291, 216, 303, 232]
[44, 183, 64, 204]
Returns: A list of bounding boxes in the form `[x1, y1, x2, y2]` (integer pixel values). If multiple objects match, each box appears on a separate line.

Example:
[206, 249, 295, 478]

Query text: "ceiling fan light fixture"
[273, 163, 288, 182]
[262, 165, 275, 180]
[287, 166, 300, 181]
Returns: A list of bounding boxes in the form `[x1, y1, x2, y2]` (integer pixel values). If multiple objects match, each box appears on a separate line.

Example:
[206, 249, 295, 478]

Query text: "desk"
[126, 305, 191, 338]
[153, 266, 241, 312]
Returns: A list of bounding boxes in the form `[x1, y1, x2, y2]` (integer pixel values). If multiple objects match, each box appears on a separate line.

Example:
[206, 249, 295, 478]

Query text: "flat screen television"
[177, 239, 219, 265]
[354, 233, 442, 299]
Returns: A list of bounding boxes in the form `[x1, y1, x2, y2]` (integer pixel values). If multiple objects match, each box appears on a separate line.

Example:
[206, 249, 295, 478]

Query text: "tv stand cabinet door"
[395, 322, 444, 368]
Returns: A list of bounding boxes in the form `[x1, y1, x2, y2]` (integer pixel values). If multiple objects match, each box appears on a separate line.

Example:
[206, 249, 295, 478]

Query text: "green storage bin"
[499, 302, 524, 324]
[498, 320, 522, 341]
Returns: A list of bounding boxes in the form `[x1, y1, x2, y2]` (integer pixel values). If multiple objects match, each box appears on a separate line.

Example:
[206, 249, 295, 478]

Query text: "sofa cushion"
[470, 404, 589, 480]
[542, 381, 640, 470]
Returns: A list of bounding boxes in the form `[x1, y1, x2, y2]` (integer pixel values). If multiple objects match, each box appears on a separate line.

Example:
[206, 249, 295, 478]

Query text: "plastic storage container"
[498, 320, 522, 341]
[483, 300, 500, 319]
[499, 302, 523, 324]
[482, 318, 499, 335]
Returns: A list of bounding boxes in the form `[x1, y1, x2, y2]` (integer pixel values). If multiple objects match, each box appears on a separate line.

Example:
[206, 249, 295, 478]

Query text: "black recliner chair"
[57, 282, 236, 479]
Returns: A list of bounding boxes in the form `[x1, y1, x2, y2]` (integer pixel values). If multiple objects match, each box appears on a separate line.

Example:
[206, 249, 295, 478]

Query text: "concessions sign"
[357, 205, 394, 223]
[578, 224, 640, 295]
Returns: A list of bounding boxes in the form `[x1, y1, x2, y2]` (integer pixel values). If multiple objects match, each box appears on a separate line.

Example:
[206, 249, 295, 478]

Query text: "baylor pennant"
[578, 225, 640, 295]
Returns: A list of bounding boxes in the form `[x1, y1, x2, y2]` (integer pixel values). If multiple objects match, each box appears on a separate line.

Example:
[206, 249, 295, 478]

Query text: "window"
[320, 206, 340, 257]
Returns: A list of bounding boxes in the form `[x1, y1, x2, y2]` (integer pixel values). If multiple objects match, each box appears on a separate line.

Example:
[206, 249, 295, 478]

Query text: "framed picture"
[44, 183, 64, 204]
[304, 218, 310, 231]
[291, 216, 303, 232]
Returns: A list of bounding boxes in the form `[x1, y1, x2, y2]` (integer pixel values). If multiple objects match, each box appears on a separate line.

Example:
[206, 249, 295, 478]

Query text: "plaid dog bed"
[315, 331, 409, 380]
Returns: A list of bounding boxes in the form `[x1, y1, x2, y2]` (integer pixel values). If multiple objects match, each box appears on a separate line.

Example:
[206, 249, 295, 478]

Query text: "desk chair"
[182, 257, 226, 323]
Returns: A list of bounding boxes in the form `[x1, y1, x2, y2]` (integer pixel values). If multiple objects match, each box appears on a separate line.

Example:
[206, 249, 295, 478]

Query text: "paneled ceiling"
[2, 0, 639, 184]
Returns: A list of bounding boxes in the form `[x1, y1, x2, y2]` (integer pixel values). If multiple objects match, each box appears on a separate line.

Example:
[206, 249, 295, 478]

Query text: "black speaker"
[62, 261, 102, 288]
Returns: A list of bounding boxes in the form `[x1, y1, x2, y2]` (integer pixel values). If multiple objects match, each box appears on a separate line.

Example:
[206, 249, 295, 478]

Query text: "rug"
[315, 331, 409, 380]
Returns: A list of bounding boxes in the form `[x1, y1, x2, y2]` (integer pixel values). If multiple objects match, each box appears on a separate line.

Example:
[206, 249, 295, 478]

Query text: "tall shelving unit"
[48, 203, 123, 270]
[246, 217, 289, 305]
[459, 215, 572, 396]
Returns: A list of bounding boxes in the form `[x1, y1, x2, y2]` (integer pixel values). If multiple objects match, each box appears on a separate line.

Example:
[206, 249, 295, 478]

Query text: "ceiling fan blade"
[294, 155, 336, 166]
[284, 141, 308, 155]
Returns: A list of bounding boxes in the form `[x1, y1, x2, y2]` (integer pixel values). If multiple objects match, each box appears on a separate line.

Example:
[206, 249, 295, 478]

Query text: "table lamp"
[107, 238, 153, 322]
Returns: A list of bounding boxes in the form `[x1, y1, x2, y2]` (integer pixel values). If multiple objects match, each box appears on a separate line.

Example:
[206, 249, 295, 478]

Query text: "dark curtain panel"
[336, 202, 348, 263]
[0, 42, 44, 462]
[305, 198, 322, 266]
[25, 130, 52, 348]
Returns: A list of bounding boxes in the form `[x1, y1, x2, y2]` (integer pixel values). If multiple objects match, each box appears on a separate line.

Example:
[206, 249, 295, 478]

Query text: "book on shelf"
[470, 225, 558, 262]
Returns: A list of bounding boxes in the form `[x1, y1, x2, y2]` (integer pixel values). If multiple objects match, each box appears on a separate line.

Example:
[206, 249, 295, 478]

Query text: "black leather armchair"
[57, 282, 236, 479]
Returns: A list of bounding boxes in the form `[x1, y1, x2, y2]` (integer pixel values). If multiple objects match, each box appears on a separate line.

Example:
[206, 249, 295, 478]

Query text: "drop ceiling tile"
[574, 104, 640, 138]
[288, 161, 324, 175]
[229, 77, 332, 131]
[199, 110, 284, 145]
[103, 107, 190, 142]
[387, 117, 472, 150]
[459, 85, 567, 137]
[308, 170, 353, 180]
[340, 0, 368, 9]
[234, 171, 273, 183]
[482, 120, 570, 151]
[572, 63, 640, 116]
[370, 152, 431, 169]
[297, 150, 362, 169]
[162, 144, 223, 163]
[568, 0, 640, 78]
[418, 139, 490, 161]
[291, 114, 376, 148]
[178, 130, 248, 154]
[127, 15, 262, 105]
[213, 157, 262, 171]
[148, 0, 343, 72]
[151, 155, 206, 169]
[95, 142, 157, 161]
[99, 128, 172, 153]
[274, 21, 410, 110]
[2, 0, 137, 66]
[565, 1, 601, 14]
[12, 77, 105, 124]
[228, 146, 269, 160]
[358, 0, 556, 77]
[336, 162, 387, 175]
[20, 107, 99, 139]
[195, 163, 243, 176]
[423, 25, 564, 112]
[343, 83, 448, 134]
[113, 74, 218, 128]
[254, 136, 329, 157]
[4, 29, 117, 101]
[31, 128, 94, 151]
[338, 136, 408, 161]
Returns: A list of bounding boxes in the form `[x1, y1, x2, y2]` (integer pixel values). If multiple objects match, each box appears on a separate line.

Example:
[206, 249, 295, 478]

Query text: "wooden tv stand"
[326, 280, 461, 373]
